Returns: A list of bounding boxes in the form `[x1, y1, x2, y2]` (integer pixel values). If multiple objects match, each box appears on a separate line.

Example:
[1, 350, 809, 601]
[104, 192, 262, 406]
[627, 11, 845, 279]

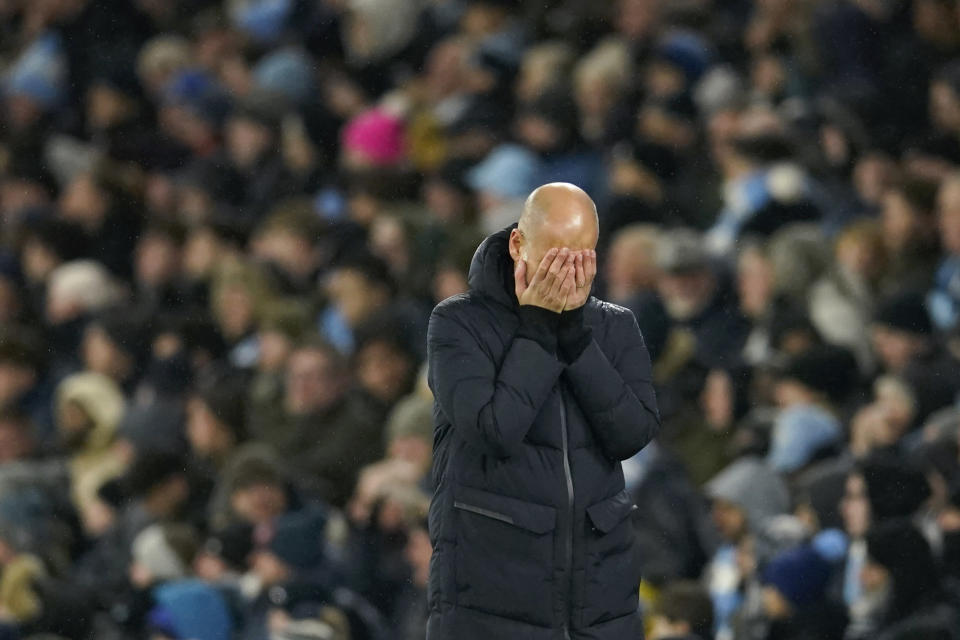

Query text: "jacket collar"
[467, 224, 519, 310]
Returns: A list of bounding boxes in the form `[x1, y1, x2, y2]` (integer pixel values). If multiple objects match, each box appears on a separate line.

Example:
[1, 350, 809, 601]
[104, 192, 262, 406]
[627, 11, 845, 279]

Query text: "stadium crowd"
[3, 0, 960, 638]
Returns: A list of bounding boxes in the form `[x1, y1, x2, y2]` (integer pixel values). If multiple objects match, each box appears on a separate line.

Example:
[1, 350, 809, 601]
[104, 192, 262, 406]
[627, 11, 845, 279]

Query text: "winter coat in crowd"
[865, 520, 960, 640]
[808, 266, 877, 371]
[705, 457, 791, 639]
[425, 226, 660, 639]
[55, 372, 127, 521]
[626, 442, 716, 585]
[248, 391, 384, 508]
[147, 579, 234, 640]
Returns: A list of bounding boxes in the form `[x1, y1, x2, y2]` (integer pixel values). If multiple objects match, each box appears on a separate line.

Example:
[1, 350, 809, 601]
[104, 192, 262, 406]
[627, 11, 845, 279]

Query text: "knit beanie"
[873, 291, 933, 335]
[761, 545, 832, 608]
[342, 109, 406, 167]
[859, 454, 931, 522]
[268, 508, 328, 571]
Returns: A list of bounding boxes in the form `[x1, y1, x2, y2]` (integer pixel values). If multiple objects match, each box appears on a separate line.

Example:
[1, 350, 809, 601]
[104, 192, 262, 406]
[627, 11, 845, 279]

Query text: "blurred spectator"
[859, 520, 959, 640]
[705, 457, 790, 639]
[809, 220, 886, 371]
[648, 580, 714, 640]
[872, 290, 960, 424]
[757, 544, 847, 640]
[655, 229, 750, 368]
[249, 339, 382, 508]
[54, 372, 127, 531]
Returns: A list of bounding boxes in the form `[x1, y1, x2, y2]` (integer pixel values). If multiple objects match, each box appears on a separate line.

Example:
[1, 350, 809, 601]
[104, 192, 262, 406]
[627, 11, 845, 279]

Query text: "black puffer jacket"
[426, 227, 660, 639]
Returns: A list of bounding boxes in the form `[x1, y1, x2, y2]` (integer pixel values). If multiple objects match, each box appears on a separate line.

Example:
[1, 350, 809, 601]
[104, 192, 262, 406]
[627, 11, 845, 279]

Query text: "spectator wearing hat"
[252, 48, 316, 108]
[72, 452, 194, 618]
[341, 108, 408, 170]
[840, 454, 934, 635]
[44, 260, 127, 375]
[872, 290, 960, 424]
[384, 394, 434, 486]
[757, 545, 847, 640]
[54, 372, 127, 531]
[242, 507, 340, 640]
[705, 458, 791, 639]
[157, 69, 231, 159]
[654, 228, 751, 369]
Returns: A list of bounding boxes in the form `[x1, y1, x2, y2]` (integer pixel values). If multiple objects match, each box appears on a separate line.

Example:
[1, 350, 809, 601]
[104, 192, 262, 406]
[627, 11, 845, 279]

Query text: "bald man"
[426, 183, 660, 639]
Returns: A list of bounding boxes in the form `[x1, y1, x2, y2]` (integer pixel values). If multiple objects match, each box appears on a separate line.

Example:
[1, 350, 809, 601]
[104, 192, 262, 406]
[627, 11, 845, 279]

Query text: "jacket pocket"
[581, 489, 641, 628]
[453, 485, 557, 625]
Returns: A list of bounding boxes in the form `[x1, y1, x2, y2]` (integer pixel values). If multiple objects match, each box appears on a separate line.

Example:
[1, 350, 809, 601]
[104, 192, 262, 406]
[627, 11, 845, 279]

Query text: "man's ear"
[508, 228, 523, 262]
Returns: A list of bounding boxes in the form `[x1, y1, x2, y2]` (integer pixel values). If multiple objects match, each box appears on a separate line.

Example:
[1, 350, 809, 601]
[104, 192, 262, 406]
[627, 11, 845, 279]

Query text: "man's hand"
[564, 249, 597, 310]
[515, 248, 577, 312]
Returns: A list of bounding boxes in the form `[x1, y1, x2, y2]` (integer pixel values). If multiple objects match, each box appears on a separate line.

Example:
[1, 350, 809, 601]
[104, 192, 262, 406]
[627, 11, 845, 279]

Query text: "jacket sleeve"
[563, 308, 660, 461]
[427, 304, 565, 459]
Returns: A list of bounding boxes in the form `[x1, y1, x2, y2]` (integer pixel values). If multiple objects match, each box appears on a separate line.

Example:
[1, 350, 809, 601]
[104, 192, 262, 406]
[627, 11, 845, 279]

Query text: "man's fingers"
[549, 248, 570, 276]
[530, 248, 559, 287]
[550, 255, 576, 297]
[585, 250, 598, 284]
[559, 267, 576, 307]
[543, 248, 570, 289]
[575, 252, 585, 288]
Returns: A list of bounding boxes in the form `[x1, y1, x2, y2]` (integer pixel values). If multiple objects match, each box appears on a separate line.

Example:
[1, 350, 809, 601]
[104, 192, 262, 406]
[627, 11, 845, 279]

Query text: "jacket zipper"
[559, 388, 574, 640]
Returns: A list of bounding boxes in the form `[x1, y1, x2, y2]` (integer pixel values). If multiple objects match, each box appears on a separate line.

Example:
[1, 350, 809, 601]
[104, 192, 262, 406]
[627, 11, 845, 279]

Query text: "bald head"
[510, 183, 600, 285]
[520, 182, 598, 237]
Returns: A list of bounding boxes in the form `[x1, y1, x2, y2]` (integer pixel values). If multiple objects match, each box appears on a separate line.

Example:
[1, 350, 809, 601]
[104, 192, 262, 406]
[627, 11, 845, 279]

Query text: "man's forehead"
[531, 224, 597, 251]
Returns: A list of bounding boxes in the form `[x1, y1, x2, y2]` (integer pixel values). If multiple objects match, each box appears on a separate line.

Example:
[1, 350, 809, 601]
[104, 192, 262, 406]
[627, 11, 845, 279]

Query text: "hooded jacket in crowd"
[425, 226, 660, 639]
